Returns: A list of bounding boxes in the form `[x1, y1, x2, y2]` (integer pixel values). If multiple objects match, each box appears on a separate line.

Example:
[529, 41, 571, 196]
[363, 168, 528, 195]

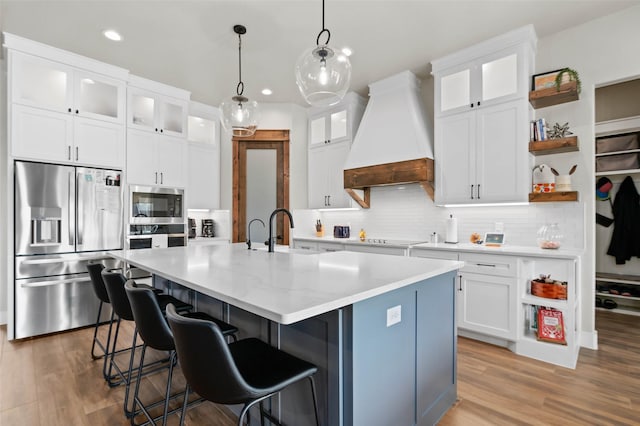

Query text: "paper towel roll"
[445, 215, 458, 244]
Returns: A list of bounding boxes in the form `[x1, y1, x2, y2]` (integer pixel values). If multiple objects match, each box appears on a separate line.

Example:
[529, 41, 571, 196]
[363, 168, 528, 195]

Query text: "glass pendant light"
[221, 25, 260, 137]
[295, 0, 351, 106]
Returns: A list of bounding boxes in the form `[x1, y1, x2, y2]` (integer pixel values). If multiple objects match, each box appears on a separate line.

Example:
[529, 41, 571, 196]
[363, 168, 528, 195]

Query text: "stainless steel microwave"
[129, 185, 184, 224]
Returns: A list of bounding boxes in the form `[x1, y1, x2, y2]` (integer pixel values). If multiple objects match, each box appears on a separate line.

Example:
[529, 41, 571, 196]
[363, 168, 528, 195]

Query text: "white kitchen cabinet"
[307, 93, 365, 209]
[186, 101, 220, 209]
[458, 253, 518, 340]
[458, 272, 517, 340]
[308, 92, 364, 148]
[8, 49, 126, 168]
[308, 142, 354, 208]
[127, 129, 186, 187]
[432, 25, 535, 205]
[432, 26, 535, 118]
[10, 50, 126, 123]
[127, 75, 189, 138]
[435, 100, 529, 204]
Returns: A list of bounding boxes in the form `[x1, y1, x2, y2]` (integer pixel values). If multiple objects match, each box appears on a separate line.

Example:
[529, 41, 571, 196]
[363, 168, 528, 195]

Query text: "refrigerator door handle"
[77, 172, 83, 246]
[69, 171, 75, 246]
[20, 277, 92, 288]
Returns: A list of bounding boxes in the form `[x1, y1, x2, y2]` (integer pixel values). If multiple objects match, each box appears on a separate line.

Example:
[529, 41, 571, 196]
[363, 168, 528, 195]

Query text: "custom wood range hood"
[343, 71, 435, 208]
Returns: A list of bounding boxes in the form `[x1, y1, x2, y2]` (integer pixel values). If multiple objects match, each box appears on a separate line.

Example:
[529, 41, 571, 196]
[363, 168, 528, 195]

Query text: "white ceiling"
[2, 1, 639, 107]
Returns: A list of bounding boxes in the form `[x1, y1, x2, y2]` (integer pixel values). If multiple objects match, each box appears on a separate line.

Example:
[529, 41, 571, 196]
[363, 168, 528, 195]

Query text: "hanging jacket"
[607, 176, 640, 264]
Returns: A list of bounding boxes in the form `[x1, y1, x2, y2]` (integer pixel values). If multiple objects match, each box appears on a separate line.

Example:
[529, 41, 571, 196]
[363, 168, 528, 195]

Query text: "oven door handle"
[19, 277, 92, 288]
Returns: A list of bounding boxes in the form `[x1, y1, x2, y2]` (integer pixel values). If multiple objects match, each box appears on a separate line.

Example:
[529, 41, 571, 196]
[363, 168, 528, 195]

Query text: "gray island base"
[109, 244, 461, 425]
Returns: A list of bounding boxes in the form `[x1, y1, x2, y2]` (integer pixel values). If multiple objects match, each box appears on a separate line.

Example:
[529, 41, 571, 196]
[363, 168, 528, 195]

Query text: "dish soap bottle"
[359, 228, 366, 242]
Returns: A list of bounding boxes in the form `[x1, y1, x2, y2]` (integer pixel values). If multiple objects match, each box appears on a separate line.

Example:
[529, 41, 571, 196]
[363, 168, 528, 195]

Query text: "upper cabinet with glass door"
[10, 50, 126, 124]
[308, 92, 366, 148]
[433, 25, 537, 118]
[127, 75, 190, 138]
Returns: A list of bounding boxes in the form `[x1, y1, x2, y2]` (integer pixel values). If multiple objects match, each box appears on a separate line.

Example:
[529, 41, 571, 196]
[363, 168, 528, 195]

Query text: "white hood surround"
[343, 71, 435, 208]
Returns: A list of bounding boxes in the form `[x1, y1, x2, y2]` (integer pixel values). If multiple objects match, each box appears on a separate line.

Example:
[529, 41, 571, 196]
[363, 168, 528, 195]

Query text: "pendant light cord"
[316, 0, 330, 46]
[237, 31, 244, 96]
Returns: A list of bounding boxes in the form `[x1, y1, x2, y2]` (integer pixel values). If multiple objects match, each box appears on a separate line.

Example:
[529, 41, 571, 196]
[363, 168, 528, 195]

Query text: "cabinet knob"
[477, 101, 481, 107]
[470, 103, 474, 108]
[160, 129, 164, 133]
[75, 109, 79, 114]
[155, 128, 159, 132]
[68, 108, 72, 113]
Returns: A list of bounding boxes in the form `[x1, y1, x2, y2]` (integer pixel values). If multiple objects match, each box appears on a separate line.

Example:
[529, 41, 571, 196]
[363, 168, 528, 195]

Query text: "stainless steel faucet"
[246, 218, 265, 250]
[267, 208, 294, 252]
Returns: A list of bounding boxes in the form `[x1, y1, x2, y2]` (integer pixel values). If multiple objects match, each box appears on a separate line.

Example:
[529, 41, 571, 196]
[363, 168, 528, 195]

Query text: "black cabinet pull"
[75, 109, 79, 114]
[160, 129, 164, 133]
[470, 184, 474, 199]
[477, 184, 481, 199]
[327, 195, 331, 206]
[155, 172, 158, 184]
[458, 276, 462, 291]
[155, 128, 159, 132]
[67, 107, 72, 113]
[75, 147, 78, 161]
[68, 146, 71, 160]
[477, 101, 481, 106]
[470, 103, 474, 108]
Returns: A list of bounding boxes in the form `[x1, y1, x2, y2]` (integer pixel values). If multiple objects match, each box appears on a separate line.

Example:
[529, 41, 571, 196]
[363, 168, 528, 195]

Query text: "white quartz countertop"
[109, 244, 463, 324]
[410, 242, 583, 259]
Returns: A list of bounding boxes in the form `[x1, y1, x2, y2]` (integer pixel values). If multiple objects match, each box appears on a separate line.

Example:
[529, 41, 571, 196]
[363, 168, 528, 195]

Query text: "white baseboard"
[581, 330, 598, 350]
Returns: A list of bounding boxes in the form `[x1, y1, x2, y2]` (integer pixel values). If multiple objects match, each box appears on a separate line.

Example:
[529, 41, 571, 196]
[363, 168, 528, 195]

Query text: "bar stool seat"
[125, 282, 238, 425]
[166, 304, 319, 426]
[101, 269, 193, 418]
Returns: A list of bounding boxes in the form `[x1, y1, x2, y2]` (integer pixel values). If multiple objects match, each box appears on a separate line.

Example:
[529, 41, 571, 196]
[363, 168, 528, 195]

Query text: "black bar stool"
[125, 281, 238, 425]
[87, 262, 164, 382]
[101, 269, 193, 418]
[166, 304, 320, 426]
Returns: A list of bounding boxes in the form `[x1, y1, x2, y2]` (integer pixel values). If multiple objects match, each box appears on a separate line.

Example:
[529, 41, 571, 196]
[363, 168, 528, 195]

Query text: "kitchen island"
[110, 244, 463, 426]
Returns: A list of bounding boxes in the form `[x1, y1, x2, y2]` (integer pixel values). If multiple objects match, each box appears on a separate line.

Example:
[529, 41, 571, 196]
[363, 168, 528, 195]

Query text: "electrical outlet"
[386, 305, 402, 327]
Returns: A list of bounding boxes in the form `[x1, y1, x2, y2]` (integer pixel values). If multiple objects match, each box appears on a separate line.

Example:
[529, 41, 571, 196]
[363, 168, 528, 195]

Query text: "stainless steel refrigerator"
[14, 161, 123, 339]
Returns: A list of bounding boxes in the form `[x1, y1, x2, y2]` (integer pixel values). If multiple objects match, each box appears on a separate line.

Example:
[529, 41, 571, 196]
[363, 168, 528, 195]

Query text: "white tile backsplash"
[293, 184, 584, 248]
[187, 209, 231, 239]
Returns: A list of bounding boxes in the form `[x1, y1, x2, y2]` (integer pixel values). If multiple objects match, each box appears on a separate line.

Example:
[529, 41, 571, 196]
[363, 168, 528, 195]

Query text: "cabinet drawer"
[459, 253, 517, 277]
[317, 242, 345, 252]
[410, 249, 459, 261]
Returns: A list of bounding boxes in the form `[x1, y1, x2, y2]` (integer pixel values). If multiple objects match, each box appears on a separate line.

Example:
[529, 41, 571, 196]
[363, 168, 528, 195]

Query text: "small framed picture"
[531, 69, 564, 91]
[484, 232, 505, 247]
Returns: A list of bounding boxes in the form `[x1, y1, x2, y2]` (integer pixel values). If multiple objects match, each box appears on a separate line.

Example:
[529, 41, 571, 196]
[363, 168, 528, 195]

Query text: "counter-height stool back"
[125, 282, 238, 426]
[101, 269, 193, 419]
[86, 262, 115, 380]
[166, 304, 319, 426]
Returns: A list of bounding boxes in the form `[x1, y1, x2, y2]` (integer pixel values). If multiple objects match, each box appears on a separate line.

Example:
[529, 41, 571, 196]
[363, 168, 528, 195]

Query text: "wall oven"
[130, 185, 184, 224]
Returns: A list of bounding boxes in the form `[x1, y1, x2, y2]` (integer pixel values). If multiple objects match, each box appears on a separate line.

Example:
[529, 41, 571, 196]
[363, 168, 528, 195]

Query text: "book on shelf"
[537, 308, 567, 345]
[530, 118, 548, 142]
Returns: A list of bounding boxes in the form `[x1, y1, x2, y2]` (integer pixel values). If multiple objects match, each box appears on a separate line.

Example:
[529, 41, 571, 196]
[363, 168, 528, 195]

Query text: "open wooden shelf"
[528, 191, 578, 202]
[529, 136, 579, 155]
[529, 81, 579, 109]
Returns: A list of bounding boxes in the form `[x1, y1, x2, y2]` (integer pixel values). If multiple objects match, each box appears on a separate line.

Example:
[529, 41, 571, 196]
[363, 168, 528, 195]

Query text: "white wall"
[219, 102, 308, 216]
[535, 4, 640, 347]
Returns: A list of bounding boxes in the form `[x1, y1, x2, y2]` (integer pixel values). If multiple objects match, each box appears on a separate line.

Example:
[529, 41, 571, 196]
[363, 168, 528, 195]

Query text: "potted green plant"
[555, 68, 581, 94]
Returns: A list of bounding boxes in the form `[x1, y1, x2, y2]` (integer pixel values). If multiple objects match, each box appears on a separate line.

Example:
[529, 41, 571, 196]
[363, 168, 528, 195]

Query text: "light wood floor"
[1, 310, 638, 425]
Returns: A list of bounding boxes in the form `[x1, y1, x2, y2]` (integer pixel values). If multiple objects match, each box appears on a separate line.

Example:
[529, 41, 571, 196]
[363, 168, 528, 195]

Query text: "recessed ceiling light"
[262, 88, 273, 96]
[341, 47, 353, 57]
[103, 29, 122, 42]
